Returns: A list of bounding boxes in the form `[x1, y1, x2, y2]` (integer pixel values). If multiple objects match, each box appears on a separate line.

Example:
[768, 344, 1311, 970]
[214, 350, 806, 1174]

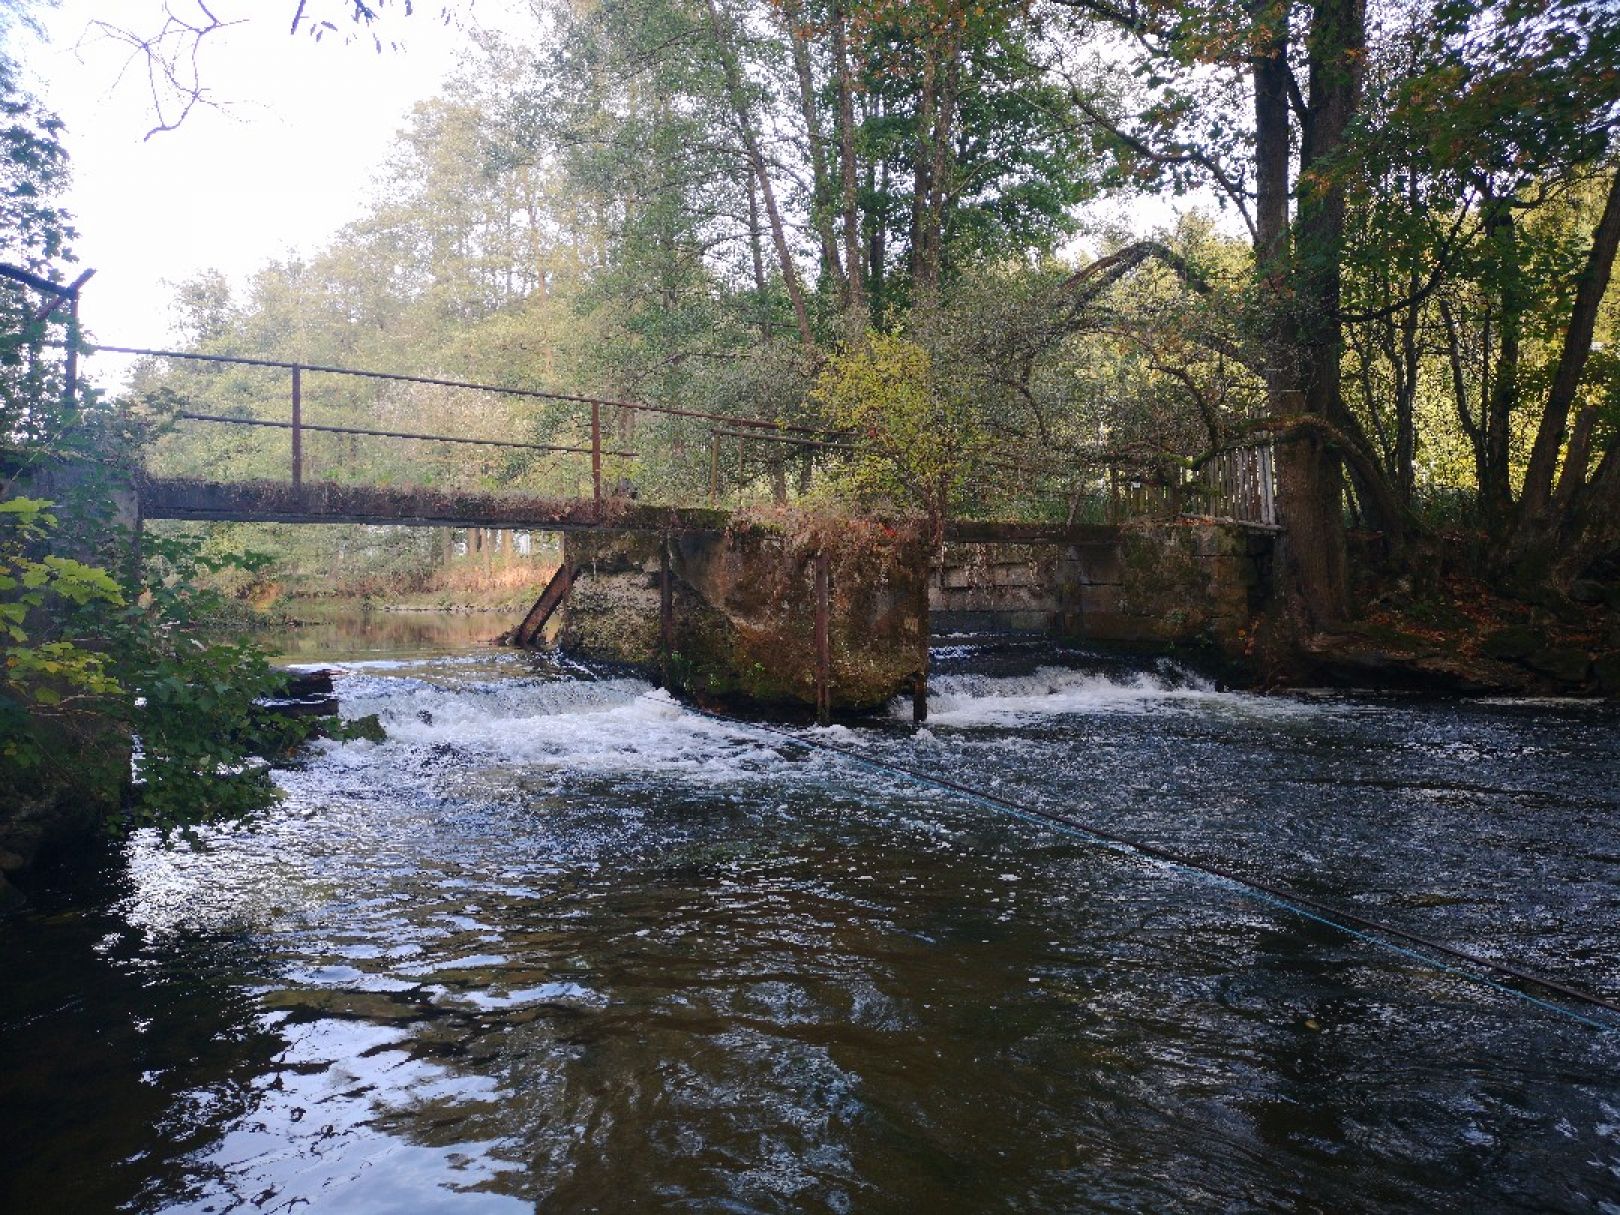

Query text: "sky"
[12, 2, 1198, 392]
[16, 1, 520, 384]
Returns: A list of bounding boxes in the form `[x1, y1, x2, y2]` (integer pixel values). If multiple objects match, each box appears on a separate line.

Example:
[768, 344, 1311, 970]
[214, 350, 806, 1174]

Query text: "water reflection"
[265, 603, 514, 665]
[3, 639, 1619, 1212]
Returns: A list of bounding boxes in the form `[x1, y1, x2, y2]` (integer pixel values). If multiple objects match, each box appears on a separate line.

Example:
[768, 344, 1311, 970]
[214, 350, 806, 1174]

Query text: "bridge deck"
[137, 478, 728, 532]
[137, 477, 1124, 547]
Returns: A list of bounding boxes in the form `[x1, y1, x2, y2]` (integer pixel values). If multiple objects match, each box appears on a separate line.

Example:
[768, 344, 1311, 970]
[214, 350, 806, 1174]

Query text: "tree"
[1053, 0, 1620, 620]
[811, 332, 988, 543]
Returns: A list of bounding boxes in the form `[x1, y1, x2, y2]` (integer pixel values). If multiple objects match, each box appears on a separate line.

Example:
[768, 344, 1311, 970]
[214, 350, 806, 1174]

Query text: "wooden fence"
[1111, 445, 1277, 528]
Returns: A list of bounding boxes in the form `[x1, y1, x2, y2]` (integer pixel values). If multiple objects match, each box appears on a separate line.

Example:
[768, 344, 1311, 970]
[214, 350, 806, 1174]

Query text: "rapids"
[2, 634, 1618, 1212]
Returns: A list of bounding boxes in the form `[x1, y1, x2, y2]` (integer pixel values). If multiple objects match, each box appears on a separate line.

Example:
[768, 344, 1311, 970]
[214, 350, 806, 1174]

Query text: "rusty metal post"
[591, 400, 602, 518]
[814, 551, 831, 726]
[709, 430, 720, 507]
[291, 365, 303, 489]
[912, 570, 928, 724]
[659, 537, 675, 690]
[1109, 465, 1120, 524]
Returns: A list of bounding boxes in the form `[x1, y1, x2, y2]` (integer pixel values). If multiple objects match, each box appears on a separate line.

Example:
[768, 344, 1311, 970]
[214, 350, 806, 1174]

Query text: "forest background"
[103, 0, 1620, 645]
[6, 0, 1620, 773]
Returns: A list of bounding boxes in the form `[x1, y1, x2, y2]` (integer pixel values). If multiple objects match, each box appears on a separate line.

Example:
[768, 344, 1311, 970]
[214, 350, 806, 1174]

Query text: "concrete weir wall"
[554, 517, 1273, 713]
[560, 521, 928, 713]
[935, 520, 1275, 656]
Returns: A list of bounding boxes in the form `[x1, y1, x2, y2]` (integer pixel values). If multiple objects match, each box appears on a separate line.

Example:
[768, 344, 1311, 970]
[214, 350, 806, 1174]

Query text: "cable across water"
[668, 697, 1620, 1033]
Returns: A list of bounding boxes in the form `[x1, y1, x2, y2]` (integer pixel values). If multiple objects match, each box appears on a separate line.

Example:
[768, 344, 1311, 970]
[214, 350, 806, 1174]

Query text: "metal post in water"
[912, 571, 928, 724]
[814, 551, 831, 727]
[291, 365, 303, 490]
[709, 431, 720, 507]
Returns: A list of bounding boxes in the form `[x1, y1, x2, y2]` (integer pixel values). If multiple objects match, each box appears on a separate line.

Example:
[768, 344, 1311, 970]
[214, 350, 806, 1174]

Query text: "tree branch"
[1070, 94, 1258, 241]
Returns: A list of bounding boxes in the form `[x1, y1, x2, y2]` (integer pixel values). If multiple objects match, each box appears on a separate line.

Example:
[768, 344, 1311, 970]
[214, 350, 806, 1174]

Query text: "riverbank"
[1281, 574, 1620, 697]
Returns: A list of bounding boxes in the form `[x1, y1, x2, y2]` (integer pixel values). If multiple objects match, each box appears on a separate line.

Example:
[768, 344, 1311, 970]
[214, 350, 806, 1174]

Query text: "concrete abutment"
[549, 517, 1277, 712]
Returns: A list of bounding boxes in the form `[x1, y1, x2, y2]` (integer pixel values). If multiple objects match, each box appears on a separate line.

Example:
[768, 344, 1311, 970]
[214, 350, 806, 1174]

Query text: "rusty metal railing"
[94, 344, 845, 518]
[95, 342, 1278, 528]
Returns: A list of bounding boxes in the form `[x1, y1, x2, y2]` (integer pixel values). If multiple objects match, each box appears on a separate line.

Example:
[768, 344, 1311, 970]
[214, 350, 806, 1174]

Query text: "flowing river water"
[4, 616, 1620, 1212]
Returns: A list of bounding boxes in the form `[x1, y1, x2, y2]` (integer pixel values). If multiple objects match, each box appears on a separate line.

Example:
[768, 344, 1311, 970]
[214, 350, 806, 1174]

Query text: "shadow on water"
[0, 850, 285, 1213]
[3, 629, 1620, 1212]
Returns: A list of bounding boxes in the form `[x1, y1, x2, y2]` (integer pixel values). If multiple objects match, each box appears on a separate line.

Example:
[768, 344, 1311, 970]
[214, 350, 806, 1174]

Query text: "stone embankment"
[934, 519, 1272, 660]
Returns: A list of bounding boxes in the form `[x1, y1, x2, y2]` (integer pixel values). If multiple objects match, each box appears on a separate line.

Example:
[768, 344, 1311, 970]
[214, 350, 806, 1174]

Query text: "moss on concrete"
[561, 513, 928, 713]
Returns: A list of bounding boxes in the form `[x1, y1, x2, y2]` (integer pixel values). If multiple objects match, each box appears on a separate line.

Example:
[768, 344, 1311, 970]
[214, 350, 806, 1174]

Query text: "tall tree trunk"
[703, 0, 815, 351]
[1439, 297, 1489, 494]
[1272, 0, 1368, 623]
[910, 47, 938, 300]
[868, 99, 887, 320]
[746, 177, 772, 341]
[1517, 169, 1620, 531]
[1395, 180, 1421, 504]
[1251, 0, 1291, 274]
[1481, 199, 1520, 529]
[780, 0, 845, 291]
[924, 33, 961, 295]
[833, 3, 866, 332]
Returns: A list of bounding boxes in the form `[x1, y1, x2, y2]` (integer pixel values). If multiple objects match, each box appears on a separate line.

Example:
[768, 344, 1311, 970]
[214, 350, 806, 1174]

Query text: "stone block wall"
[934, 520, 1274, 657]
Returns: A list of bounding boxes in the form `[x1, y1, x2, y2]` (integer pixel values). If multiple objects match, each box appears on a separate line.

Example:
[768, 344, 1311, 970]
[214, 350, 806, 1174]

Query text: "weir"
[52, 344, 1284, 718]
[535, 517, 1275, 718]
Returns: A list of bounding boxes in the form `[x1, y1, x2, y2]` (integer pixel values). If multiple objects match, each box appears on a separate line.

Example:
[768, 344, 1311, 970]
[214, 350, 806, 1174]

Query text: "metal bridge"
[92, 344, 1279, 534]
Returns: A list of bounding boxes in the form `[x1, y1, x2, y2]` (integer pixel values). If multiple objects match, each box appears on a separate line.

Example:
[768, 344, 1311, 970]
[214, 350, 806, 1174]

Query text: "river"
[3, 617, 1619, 1212]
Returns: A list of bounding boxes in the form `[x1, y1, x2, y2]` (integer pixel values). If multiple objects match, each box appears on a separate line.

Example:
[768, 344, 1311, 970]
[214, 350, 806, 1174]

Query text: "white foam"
[321, 669, 798, 787]
[894, 664, 1311, 726]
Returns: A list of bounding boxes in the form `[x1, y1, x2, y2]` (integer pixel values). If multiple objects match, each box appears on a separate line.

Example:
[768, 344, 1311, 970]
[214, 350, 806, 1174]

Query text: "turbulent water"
[4, 632, 1620, 1213]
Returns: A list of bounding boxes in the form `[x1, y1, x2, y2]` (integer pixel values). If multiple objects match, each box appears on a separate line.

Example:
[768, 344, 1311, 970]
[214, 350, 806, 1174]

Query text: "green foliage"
[0, 55, 373, 841]
[811, 333, 987, 530]
[0, 54, 77, 442]
[0, 491, 337, 837]
[0, 497, 123, 754]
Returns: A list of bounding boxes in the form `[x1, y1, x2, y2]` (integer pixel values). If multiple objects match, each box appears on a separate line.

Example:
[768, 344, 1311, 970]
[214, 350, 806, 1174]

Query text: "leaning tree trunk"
[1514, 168, 1620, 551]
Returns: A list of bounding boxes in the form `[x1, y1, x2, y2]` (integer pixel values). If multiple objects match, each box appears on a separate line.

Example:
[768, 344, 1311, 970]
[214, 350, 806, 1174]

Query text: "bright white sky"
[14, 2, 1197, 391]
[17, 1, 522, 383]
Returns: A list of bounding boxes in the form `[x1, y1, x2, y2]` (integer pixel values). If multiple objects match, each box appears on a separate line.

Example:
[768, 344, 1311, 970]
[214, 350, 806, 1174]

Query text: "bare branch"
[1070, 94, 1259, 241]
